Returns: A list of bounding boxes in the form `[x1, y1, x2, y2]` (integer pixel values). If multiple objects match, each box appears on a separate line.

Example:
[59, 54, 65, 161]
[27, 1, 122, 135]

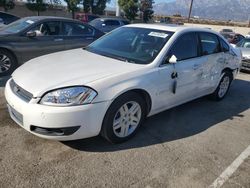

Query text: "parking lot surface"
[0, 73, 249, 188]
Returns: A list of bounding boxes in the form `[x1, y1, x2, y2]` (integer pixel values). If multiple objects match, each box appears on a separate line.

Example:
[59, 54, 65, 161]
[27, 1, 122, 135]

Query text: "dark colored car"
[89, 17, 130, 33]
[228, 33, 245, 44]
[0, 16, 104, 76]
[0, 12, 20, 25]
[75, 13, 100, 23]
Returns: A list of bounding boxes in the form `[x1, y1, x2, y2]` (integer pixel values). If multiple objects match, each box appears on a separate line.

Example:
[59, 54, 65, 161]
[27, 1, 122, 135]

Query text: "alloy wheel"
[0, 54, 11, 73]
[113, 101, 142, 138]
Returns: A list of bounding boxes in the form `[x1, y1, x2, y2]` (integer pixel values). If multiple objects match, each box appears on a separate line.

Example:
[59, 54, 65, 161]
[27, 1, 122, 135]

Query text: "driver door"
[17, 21, 65, 63]
[154, 32, 204, 110]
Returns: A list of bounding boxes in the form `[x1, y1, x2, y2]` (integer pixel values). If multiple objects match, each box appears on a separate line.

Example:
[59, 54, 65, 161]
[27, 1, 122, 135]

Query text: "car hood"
[12, 49, 144, 97]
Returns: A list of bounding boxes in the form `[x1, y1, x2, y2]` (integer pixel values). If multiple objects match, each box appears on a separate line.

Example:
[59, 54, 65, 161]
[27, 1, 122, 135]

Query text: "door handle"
[54, 38, 63, 42]
[193, 64, 201, 70]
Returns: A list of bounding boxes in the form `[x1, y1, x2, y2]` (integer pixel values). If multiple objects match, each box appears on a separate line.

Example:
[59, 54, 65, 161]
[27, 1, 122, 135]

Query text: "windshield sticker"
[148, 32, 168, 38]
[26, 20, 34, 24]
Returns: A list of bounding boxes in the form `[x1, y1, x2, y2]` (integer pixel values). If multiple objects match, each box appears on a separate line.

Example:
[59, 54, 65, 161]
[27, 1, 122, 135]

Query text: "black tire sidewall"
[101, 92, 146, 143]
[0, 49, 17, 77]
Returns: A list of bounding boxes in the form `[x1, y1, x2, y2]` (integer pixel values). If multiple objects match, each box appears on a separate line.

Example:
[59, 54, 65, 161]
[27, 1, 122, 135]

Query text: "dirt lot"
[0, 73, 250, 188]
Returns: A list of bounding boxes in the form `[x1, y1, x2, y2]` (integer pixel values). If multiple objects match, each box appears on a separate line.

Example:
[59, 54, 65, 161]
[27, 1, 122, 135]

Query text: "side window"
[169, 32, 198, 61]
[200, 33, 221, 55]
[63, 22, 93, 36]
[104, 20, 120, 26]
[29, 21, 61, 36]
[219, 38, 229, 52]
[88, 15, 98, 22]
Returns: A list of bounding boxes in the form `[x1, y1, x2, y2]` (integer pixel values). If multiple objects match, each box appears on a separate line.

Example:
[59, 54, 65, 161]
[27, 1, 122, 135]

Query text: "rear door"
[18, 20, 65, 62]
[198, 32, 225, 91]
[62, 21, 97, 50]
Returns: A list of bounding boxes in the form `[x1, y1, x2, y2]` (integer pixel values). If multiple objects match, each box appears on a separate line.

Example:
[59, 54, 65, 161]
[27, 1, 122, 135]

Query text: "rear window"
[121, 20, 130, 25]
[104, 20, 120, 26]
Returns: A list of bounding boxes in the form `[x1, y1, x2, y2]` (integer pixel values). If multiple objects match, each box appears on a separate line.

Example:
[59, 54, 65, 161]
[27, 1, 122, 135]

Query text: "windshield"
[236, 39, 250, 48]
[86, 27, 173, 64]
[1, 18, 38, 33]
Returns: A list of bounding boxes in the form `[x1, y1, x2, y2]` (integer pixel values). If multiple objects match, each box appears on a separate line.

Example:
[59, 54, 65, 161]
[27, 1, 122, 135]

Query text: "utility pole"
[116, 0, 121, 17]
[248, 14, 250, 27]
[188, 0, 194, 23]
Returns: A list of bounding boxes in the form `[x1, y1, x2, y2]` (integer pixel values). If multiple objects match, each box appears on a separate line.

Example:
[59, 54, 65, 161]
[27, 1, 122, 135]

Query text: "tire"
[210, 71, 233, 101]
[0, 49, 18, 77]
[101, 92, 147, 143]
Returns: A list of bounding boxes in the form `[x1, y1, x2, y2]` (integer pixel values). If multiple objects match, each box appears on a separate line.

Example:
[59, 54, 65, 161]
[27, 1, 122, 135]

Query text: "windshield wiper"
[84, 47, 136, 63]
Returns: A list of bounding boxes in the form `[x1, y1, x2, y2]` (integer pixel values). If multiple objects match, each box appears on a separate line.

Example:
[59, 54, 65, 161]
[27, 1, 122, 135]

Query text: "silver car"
[236, 38, 250, 72]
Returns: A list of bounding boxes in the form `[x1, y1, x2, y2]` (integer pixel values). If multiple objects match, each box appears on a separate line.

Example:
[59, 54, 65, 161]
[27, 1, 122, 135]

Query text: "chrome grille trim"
[10, 79, 33, 102]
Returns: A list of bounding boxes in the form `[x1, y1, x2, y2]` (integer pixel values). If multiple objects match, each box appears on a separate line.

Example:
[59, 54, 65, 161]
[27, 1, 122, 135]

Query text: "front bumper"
[5, 79, 110, 141]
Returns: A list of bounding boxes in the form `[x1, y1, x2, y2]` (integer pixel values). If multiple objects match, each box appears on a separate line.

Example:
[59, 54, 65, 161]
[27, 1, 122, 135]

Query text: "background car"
[75, 13, 99, 23]
[220, 28, 234, 35]
[236, 38, 250, 72]
[246, 32, 250, 38]
[0, 12, 20, 26]
[0, 16, 104, 76]
[228, 33, 245, 44]
[89, 17, 130, 33]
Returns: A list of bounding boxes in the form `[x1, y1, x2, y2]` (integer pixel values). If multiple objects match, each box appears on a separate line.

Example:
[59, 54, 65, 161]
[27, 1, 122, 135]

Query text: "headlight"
[40, 87, 97, 106]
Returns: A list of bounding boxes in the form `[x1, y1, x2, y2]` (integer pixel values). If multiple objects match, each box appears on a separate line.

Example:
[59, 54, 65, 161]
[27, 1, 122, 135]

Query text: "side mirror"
[101, 23, 106, 27]
[26, 31, 36, 38]
[169, 55, 177, 64]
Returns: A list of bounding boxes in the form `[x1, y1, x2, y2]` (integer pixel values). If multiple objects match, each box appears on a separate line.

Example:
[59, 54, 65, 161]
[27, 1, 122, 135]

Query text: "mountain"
[153, 0, 250, 21]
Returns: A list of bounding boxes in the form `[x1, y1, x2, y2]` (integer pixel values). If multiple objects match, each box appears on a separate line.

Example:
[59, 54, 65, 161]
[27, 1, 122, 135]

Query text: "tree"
[82, 0, 110, 15]
[118, 0, 138, 21]
[64, 0, 81, 18]
[0, 0, 15, 12]
[140, 0, 154, 23]
[26, 0, 48, 16]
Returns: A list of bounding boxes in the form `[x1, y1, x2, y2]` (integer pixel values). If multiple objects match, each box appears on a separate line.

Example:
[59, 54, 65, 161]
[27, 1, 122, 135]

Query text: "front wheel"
[101, 92, 146, 143]
[210, 71, 233, 101]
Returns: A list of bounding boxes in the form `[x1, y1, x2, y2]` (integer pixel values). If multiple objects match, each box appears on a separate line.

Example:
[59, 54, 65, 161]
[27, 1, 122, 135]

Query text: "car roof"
[0, 11, 20, 18]
[21, 16, 78, 22]
[94, 17, 128, 21]
[125, 23, 217, 34]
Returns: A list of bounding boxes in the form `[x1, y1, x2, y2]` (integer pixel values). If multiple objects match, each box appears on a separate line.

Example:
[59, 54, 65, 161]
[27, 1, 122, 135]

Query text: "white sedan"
[5, 24, 241, 143]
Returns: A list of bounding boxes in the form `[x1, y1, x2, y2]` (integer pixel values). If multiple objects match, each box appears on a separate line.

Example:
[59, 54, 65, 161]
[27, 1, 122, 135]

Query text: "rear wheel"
[0, 49, 17, 77]
[210, 71, 233, 101]
[101, 92, 146, 143]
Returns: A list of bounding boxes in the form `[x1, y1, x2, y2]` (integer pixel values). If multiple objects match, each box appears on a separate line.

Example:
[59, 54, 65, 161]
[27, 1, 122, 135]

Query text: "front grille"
[10, 79, 33, 102]
[242, 59, 250, 64]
